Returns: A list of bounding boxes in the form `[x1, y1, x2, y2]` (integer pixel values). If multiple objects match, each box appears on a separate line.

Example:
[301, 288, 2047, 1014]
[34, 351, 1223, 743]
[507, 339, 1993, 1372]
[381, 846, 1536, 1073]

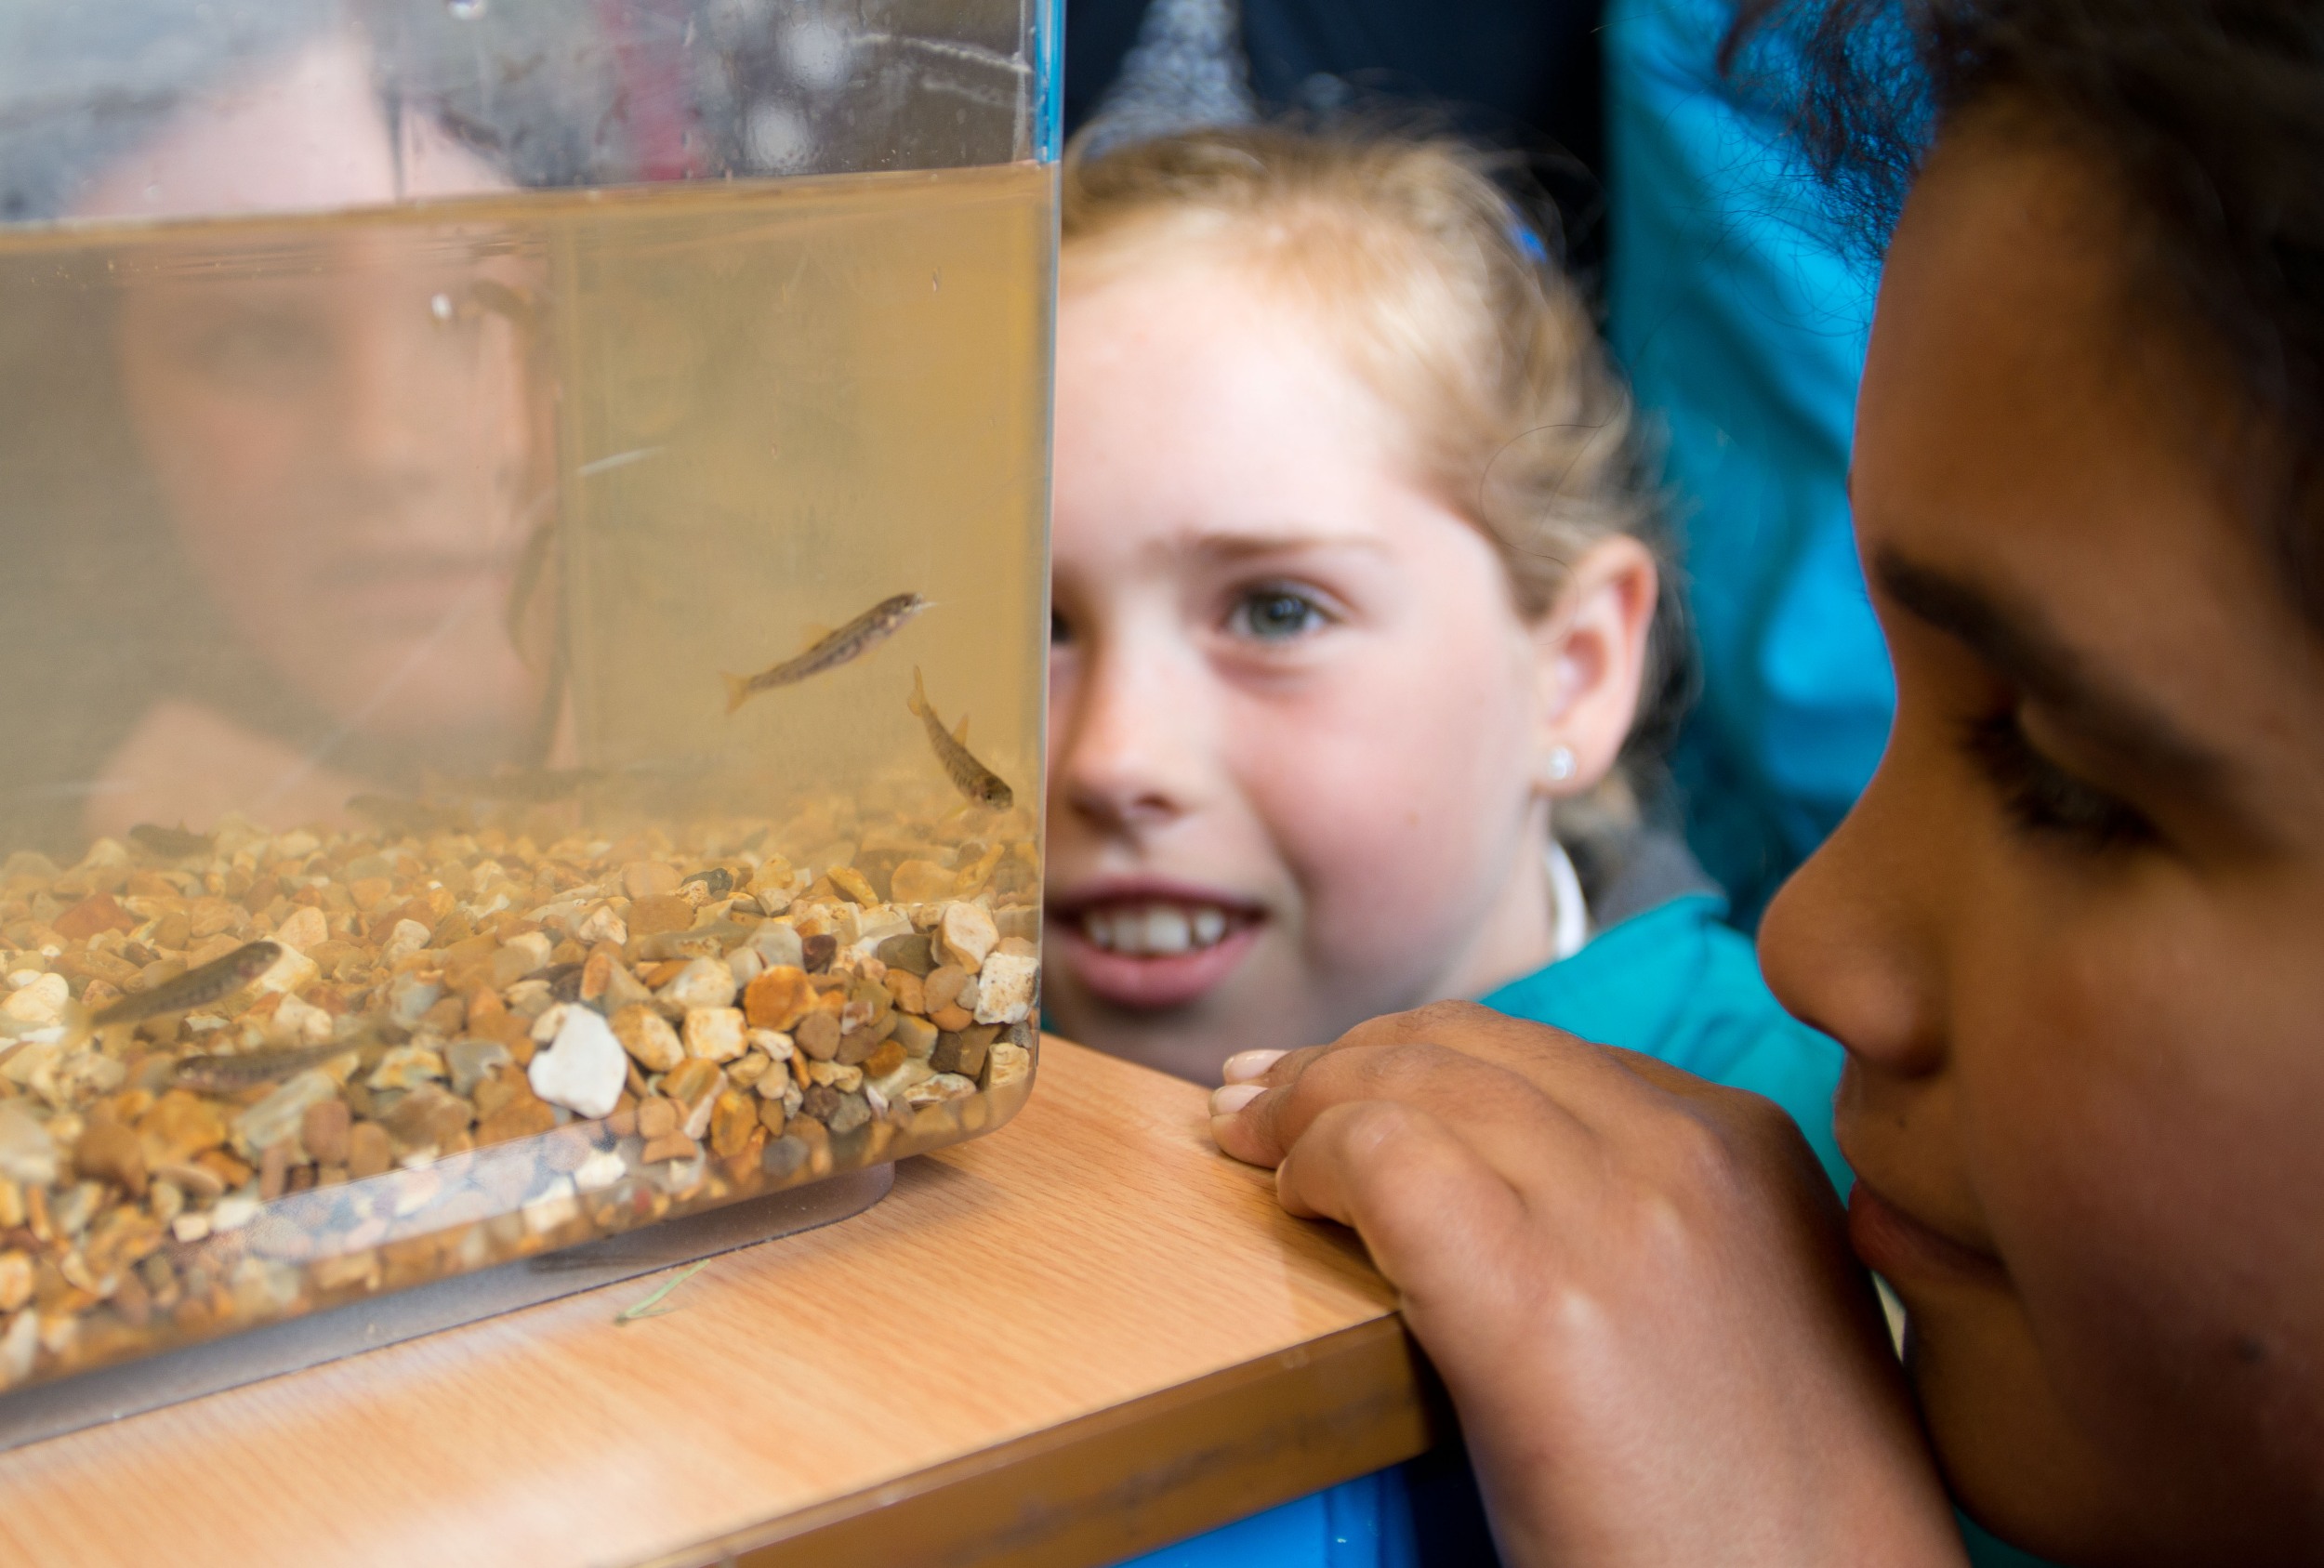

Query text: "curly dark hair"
[1726, 0, 2324, 629]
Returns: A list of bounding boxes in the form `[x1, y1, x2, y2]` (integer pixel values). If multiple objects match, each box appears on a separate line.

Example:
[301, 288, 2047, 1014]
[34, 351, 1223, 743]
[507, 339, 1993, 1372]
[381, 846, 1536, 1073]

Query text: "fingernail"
[1220, 1048, 1286, 1084]
[1209, 1083, 1264, 1116]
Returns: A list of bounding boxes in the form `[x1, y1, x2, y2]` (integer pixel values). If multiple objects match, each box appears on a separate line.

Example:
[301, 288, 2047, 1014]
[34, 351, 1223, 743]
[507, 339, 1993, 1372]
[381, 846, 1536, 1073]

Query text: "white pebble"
[658, 956, 736, 1011]
[972, 951, 1037, 1025]
[379, 918, 432, 965]
[209, 1195, 258, 1233]
[527, 1004, 627, 1118]
[274, 905, 329, 951]
[938, 902, 997, 972]
[682, 1006, 747, 1063]
[573, 1148, 627, 1193]
[1, 974, 67, 1030]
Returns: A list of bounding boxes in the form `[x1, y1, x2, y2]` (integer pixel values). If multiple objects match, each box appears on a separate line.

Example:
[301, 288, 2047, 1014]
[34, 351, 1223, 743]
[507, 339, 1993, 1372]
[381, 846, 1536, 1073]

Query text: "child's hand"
[1208, 1002, 1966, 1568]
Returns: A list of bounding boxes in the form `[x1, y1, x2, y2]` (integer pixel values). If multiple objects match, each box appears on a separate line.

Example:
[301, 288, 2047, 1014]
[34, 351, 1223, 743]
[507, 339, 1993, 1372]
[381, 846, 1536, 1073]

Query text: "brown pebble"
[623, 861, 680, 899]
[795, 1010, 841, 1061]
[834, 1024, 884, 1067]
[302, 1099, 351, 1166]
[55, 892, 139, 941]
[883, 968, 927, 1015]
[196, 1148, 253, 1190]
[639, 1131, 698, 1165]
[259, 1140, 292, 1202]
[799, 1084, 841, 1123]
[758, 1100, 787, 1138]
[476, 1095, 556, 1146]
[744, 965, 814, 1032]
[826, 865, 878, 905]
[420, 995, 468, 1035]
[152, 1160, 224, 1201]
[637, 1097, 680, 1140]
[75, 1115, 146, 1198]
[627, 894, 693, 938]
[923, 965, 969, 1011]
[663, 1057, 722, 1109]
[801, 932, 838, 973]
[928, 1003, 974, 1033]
[862, 1039, 906, 1081]
[471, 1067, 524, 1119]
[347, 1122, 393, 1179]
[710, 1090, 757, 1158]
[931, 1029, 990, 1079]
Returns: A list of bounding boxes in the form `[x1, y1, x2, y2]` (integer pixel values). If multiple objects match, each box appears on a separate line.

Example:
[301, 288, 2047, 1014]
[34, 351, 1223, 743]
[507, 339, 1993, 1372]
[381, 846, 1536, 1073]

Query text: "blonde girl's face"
[1045, 256, 1646, 1085]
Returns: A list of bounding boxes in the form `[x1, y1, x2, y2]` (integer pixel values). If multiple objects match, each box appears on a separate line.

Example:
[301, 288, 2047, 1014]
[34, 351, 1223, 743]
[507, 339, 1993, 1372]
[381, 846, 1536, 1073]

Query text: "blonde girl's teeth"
[1146, 905, 1192, 954]
[1191, 907, 1225, 946]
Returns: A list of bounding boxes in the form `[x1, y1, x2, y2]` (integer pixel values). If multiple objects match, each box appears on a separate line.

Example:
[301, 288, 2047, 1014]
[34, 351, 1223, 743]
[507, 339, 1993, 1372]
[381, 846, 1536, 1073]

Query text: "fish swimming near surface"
[173, 1039, 357, 1096]
[94, 940, 282, 1027]
[721, 592, 928, 714]
[907, 667, 1013, 810]
[128, 823, 215, 858]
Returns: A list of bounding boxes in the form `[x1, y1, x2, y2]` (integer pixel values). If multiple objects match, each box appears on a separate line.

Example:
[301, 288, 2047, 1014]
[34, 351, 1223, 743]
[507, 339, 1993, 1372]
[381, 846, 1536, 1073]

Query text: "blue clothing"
[1115, 891, 1848, 1567]
[1604, 0, 1892, 924]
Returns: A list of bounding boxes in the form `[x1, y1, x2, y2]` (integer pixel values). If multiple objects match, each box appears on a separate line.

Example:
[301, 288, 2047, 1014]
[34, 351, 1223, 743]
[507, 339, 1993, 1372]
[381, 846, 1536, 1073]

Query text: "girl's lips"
[1050, 914, 1262, 1010]
[1847, 1179, 2010, 1290]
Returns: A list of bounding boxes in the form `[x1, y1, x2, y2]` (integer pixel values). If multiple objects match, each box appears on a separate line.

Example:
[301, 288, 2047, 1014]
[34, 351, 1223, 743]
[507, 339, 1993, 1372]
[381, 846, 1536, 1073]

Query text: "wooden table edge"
[643, 1313, 1439, 1568]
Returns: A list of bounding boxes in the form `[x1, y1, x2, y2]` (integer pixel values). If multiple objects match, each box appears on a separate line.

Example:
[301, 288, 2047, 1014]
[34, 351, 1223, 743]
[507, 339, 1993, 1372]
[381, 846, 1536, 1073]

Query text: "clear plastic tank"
[0, 0, 1053, 1399]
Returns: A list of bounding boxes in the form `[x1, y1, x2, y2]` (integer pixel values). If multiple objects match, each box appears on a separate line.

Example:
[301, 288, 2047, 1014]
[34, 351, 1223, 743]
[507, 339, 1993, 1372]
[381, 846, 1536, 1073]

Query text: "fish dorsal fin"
[953, 715, 970, 744]
[799, 623, 834, 650]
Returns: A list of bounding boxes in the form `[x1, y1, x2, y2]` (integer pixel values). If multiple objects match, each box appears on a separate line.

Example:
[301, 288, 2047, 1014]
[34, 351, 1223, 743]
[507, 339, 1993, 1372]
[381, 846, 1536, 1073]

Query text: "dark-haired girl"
[1209, 2, 2324, 1561]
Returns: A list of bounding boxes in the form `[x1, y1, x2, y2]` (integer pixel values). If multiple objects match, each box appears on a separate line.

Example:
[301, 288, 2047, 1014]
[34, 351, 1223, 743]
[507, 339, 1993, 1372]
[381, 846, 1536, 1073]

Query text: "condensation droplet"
[446, 0, 484, 19]
[429, 293, 455, 323]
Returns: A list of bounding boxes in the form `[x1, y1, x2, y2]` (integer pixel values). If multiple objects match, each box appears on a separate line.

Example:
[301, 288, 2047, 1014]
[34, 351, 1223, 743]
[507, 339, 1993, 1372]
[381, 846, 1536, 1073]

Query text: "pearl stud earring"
[1547, 745, 1577, 784]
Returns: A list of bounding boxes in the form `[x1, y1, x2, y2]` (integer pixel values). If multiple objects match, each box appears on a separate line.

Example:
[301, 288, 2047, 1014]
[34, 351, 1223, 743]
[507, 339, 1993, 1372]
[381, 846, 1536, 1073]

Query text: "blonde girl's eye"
[1226, 586, 1330, 642]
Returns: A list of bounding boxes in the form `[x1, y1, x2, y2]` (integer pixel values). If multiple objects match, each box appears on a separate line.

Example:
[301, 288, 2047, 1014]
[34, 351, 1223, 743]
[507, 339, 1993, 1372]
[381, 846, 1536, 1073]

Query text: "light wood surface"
[0, 1038, 1436, 1568]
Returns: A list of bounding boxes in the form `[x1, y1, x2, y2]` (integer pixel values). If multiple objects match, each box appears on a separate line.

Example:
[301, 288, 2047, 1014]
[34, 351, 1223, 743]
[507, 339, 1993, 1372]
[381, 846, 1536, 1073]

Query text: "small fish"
[128, 823, 214, 858]
[94, 940, 281, 1027]
[679, 866, 733, 900]
[721, 592, 928, 714]
[347, 795, 474, 836]
[906, 667, 1013, 810]
[173, 1040, 353, 1095]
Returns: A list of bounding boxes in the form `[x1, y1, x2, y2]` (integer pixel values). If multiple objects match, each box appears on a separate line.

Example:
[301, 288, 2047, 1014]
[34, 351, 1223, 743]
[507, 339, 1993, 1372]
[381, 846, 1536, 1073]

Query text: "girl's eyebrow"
[1184, 529, 1396, 562]
[1871, 545, 2234, 797]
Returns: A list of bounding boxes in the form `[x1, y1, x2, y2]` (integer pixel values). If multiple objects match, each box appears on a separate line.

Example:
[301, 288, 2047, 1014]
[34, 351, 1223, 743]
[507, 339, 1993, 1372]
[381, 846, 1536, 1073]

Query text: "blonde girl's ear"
[1528, 534, 1660, 797]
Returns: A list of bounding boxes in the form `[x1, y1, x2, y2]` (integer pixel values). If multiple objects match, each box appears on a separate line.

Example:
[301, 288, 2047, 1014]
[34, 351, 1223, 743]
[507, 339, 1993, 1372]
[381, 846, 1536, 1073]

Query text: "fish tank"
[0, 0, 1054, 1424]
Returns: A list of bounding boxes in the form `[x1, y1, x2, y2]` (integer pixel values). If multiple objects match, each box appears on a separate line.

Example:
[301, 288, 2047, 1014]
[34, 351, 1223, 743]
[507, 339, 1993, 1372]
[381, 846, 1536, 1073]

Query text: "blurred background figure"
[0, 7, 565, 851]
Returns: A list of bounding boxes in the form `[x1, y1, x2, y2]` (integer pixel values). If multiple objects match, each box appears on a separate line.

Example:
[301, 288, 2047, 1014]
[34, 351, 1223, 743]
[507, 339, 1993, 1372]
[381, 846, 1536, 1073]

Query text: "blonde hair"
[1061, 124, 1688, 829]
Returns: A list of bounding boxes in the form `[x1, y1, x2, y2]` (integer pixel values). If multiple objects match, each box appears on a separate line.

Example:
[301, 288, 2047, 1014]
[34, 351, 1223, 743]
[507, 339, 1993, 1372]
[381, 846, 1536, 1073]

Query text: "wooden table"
[0, 1039, 1438, 1567]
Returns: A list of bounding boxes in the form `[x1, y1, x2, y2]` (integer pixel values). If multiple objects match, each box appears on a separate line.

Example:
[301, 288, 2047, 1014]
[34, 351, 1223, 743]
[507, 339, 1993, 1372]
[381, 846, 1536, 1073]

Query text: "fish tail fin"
[953, 715, 970, 744]
[721, 673, 752, 715]
[908, 665, 930, 718]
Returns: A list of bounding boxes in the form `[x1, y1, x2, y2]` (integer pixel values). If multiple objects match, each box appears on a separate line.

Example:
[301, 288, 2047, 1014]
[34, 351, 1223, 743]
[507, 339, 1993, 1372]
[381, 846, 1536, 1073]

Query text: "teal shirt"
[1480, 892, 1849, 1191]
[1115, 891, 1849, 1568]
